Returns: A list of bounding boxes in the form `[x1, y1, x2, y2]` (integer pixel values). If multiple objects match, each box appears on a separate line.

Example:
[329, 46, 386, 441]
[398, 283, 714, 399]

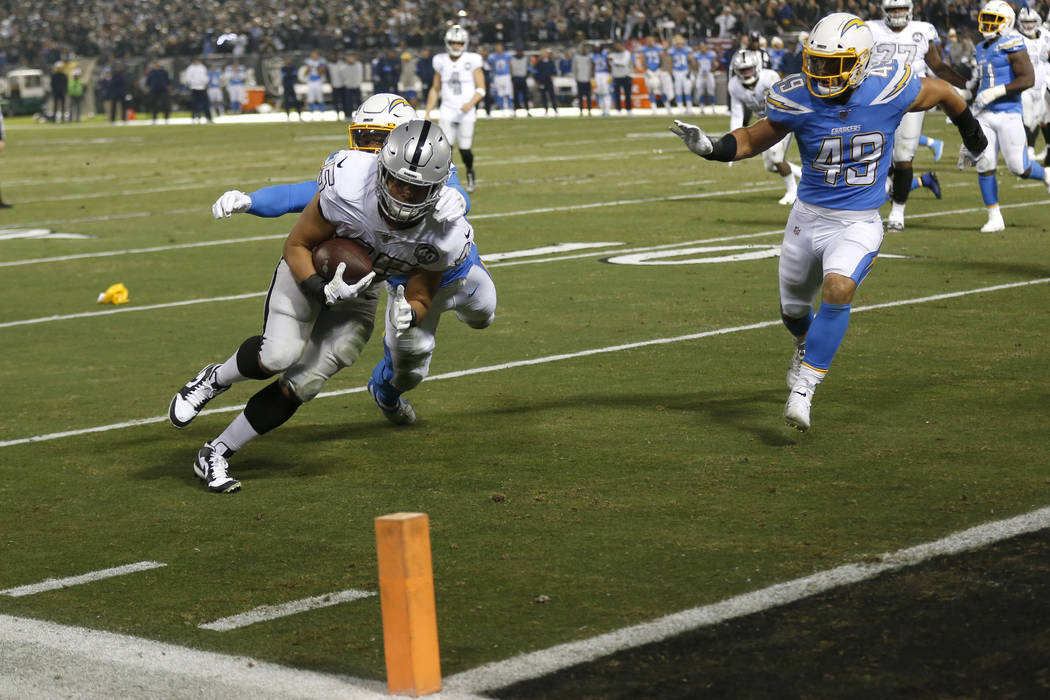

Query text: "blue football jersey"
[975, 32, 1026, 113]
[641, 46, 662, 71]
[765, 61, 921, 211]
[669, 47, 692, 71]
[592, 51, 610, 74]
[490, 52, 512, 76]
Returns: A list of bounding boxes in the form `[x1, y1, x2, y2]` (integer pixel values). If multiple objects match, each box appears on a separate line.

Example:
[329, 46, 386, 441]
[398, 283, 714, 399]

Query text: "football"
[312, 237, 373, 284]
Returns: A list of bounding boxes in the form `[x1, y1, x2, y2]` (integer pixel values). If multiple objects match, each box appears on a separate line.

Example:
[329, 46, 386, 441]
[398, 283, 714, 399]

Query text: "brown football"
[312, 237, 373, 284]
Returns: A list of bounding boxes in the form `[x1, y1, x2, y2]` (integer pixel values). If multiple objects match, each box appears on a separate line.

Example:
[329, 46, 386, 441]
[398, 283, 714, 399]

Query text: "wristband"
[474, 87, 486, 97]
[705, 133, 738, 162]
[409, 308, 419, 327]
[300, 274, 326, 304]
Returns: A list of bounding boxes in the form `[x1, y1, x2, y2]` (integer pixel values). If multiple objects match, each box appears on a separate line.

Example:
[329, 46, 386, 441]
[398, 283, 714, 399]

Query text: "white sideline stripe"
[0, 561, 167, 597]
[444, 505, 1050, 694]
[0, 233, 285, 268]
[0, 292, 265, 329]
[198, 589, 377, 632]
[1, 276, 1047, 450]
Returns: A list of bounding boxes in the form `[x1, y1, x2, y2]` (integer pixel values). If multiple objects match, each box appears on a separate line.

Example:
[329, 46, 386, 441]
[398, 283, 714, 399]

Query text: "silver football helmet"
[376, 120, 452, 224]
[882, 0, 913, 30]
[349, 93, 416, 152]
[445, 25, 469, 57]
[1018, 7, 1041, 37]
[731, 49, 762, 87]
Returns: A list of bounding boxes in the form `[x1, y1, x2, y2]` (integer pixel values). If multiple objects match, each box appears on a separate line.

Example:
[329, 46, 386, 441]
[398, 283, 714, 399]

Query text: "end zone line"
[0, 561, 167, 597]
[199, 589, 376, 632]
[0, 276, 1046, 450]
[444, 505, 1050, 695]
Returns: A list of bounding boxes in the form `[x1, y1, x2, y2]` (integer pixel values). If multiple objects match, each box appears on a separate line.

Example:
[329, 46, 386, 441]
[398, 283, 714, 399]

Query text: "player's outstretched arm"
[401, 269, 443, 326]
[671, 118, 789, 162]
[910, 77, 988, 157]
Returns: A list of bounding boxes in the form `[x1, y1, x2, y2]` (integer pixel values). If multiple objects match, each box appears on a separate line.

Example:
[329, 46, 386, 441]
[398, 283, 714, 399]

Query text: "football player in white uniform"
[170, 121, 476, 493]
[1017, 8, 1050, 162]
[208, 93, 494, 430]
[728, 50, 802, 205]
[672, 13, 987, 431]
[425, 25, 485, 193]
[868, 0, 970, 231]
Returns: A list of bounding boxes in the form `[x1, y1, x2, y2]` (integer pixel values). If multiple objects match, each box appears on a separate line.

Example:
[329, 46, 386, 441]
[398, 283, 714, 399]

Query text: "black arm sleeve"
[299, 274, 327, 304]
[950, 107, 988, 155]
[705, 133, 738, 162]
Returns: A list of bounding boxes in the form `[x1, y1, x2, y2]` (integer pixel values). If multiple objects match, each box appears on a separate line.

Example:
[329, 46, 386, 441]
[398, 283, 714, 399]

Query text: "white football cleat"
[778, 191, 797, 206]
[885, 213, 905, 232]
[786, 343, 805, 390]
[980, 210, 1005, 233]
[784, 385, 814, 432]
[169, 364, 229, 429]
[194, 443, 241, 494]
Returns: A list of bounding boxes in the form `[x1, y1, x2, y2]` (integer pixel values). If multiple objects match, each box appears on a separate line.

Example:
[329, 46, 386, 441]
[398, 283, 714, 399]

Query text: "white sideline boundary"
[3, 507, 1048, 699]
[199, 589, 376, 632]
[0, 276, 1047, 450]
[442, 505, 1050, 695]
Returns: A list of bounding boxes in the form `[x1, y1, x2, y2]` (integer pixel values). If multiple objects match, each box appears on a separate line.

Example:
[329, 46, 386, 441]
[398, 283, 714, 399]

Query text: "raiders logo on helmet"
[414, 243, 440, 265]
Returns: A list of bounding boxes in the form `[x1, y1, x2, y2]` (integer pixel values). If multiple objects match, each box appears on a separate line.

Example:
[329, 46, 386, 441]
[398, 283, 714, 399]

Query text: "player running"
[672, 13, 988, 431]
[868, 0, 969, 231]
[728, 49, 802, 205]
[206, 94, 495, 432]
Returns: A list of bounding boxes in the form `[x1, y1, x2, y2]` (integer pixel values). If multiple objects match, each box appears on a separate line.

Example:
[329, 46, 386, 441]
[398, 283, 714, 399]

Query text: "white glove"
[386, 284, 414, 338]
[974, 85, 1007, 111]
[957, 144, 978, 170]
[433, 186, 466, 222]
[211, 190, 253, 219]
[323, 263, 376, 306]
[669, 119, 713, 157]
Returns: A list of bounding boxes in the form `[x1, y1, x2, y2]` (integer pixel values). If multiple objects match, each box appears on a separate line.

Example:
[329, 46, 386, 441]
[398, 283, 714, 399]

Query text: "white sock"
[214, 351, 246, 387]
[211, 413, 260, 456]
[782, 173, 797, 195]
[890, 201, 906, 219]
[796, 364, 825, 391]
[788, 162, 802, 178]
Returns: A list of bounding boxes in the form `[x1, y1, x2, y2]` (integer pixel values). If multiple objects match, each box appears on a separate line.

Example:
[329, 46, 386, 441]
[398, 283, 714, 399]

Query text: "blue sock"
[911, 176, 920, 190]
[369, 345, 402, 406]
[918, 135, 930, 146]
[802, 303, 851, 372]
[1026, 162, 1046, 180]
[978, 173, 999, 206]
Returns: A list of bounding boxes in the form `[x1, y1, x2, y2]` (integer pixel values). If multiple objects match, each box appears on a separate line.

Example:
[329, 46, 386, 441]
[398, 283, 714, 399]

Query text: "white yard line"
[443, 505, 1050, 695]
[1, 276, 1046, 450]
[0, 561, 167, 597]
[0, 292, 265, 329]
[198, 589, 376, 632]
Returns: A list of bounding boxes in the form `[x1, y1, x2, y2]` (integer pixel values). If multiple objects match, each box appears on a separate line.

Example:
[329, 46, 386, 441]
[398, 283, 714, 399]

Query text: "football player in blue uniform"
[671, 13, 988, 431]
[964, 0, 1050, 232]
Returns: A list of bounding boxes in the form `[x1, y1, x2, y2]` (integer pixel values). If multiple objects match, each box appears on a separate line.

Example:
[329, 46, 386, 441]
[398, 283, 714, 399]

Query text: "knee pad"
[236, 335, 274, 380]
[244, 380, 302, 435]
[258, 335, 305, 374]
[459, 311, 495, 329]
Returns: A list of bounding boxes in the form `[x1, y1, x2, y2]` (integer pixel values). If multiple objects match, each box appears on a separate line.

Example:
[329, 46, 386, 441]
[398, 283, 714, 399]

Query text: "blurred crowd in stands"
[1, 0, 1042, 70]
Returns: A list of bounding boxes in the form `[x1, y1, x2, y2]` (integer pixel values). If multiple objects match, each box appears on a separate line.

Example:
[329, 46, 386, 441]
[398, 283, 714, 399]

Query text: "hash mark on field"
[0, 277, 1047, 449]
[198, 589, 376, 631]
[0, 561, 167, 597]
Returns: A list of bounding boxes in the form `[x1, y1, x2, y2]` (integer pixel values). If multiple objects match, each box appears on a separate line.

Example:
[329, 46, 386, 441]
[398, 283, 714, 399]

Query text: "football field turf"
[1, 112, 1048, 697]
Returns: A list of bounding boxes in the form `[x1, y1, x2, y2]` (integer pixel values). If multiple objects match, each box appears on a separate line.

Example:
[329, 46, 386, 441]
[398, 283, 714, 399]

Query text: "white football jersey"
[867, 19, 938, 77]
[433, 51, 484, 108]
[317, 150, 472, 280]
[1022, 30, 1050, 92]
[728, 68, 780, 130]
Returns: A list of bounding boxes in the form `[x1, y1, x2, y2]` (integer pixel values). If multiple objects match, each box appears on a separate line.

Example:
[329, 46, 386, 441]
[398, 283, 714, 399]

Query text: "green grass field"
[1, 111, 1048, 693]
